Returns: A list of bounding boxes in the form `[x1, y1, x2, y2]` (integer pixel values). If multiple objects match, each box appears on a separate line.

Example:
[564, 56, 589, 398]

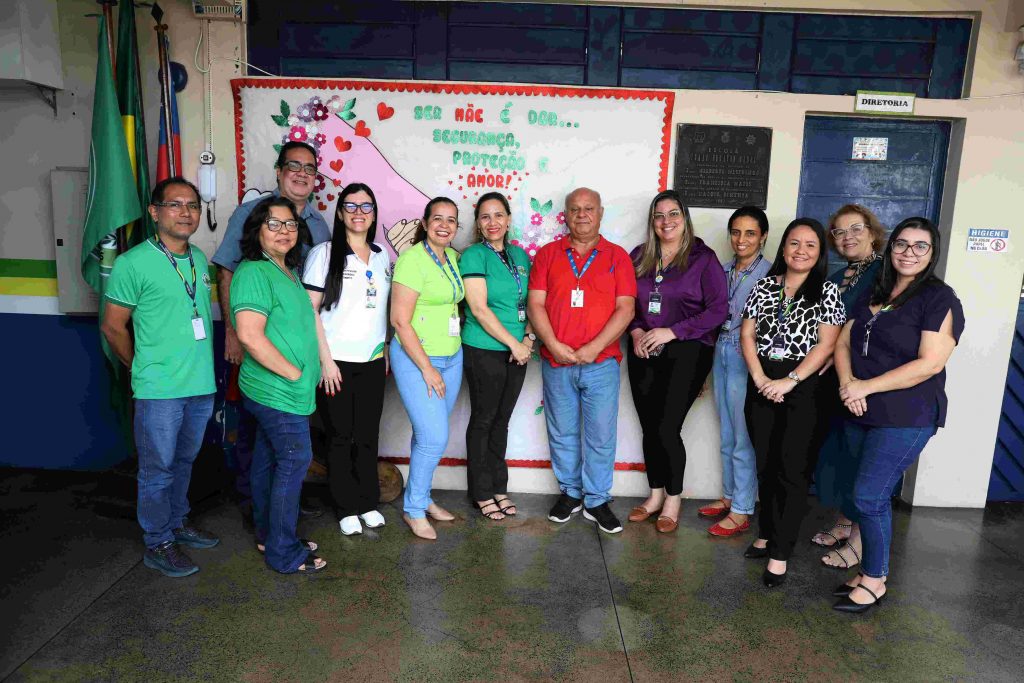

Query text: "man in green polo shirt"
[102, 177, 219, 578]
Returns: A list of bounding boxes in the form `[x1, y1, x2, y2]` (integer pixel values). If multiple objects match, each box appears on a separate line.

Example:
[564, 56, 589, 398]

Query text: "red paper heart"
[333, 136, 352, 153]
[330, 159, 343, 172]
[462, 195, 467, 199]
[318, 202, 327, 211]
[326, 194, 335, 201]
[448, 180, 453, 185]
[354, 120, 371, 137]
[332, 179, 342, 187]
[458, 186, 463, 190]
[376, 102, 394, 121]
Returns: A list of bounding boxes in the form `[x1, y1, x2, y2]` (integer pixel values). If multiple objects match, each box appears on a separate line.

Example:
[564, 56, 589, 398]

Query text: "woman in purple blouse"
[831, 217, 964, 613]
[626, 190, 728, 533]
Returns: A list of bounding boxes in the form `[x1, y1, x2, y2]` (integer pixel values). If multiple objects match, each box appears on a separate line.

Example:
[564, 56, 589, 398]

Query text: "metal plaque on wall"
[674, 124, 772, 209]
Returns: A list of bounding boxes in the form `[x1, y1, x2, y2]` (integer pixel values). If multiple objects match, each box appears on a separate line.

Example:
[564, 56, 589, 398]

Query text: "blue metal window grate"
[248, 1, 971, 98]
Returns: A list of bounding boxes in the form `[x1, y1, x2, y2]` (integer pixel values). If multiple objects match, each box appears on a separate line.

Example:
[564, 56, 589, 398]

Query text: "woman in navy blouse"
[831, 217, 964, 613]
[626, 190, 728, 533]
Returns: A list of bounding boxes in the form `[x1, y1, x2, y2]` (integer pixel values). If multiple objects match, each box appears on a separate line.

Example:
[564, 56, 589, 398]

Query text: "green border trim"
[854, 90, 916, 116]
[0, 259, 58, 278]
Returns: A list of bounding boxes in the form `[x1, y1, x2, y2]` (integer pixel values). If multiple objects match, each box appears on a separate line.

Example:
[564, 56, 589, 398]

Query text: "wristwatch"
[787, 371, 802, 384]
[526, 333, 537, 343]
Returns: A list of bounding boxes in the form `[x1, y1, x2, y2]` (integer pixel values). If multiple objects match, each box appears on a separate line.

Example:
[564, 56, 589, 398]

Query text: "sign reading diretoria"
[855, 91, 916, 116]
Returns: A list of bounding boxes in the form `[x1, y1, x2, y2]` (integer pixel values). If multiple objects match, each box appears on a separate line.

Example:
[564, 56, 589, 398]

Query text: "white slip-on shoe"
[359, 510, 386, 528]
[339, 515, 363, 536]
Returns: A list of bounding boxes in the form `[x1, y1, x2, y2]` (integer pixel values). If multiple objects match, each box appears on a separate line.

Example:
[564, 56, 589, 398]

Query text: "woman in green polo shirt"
[231, 196, 325, 573]
[460, 192, 534, 520]
[390, 196, 465, 540]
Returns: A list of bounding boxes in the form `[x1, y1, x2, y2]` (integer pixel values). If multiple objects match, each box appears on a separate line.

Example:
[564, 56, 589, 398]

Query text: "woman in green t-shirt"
[391, 196, 465, 540]
[231, 196, 325, 574]
[460, 192, 534, 521]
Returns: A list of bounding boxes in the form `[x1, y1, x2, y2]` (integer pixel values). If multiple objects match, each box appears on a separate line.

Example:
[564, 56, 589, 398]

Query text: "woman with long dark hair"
[703, 206, 772, 537]
[814, 204, 887, 569]
[831, 218, 964, 613]
[390, 197, 465, 540]
[626, 190, 728, 533]
[303, 183, 391, 536]
[740, 218, 846, 587]
[231, 196, 324, 573]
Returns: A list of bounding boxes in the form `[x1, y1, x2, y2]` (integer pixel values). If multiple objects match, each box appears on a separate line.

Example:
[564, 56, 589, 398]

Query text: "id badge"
[517, 302, 527, 323]
[191, 316, 207, 341]
[648, 292, 662, 315]
[721, 314, 732, 333]
[768, 333, 785, 361]
[365, 296, 377, 309]
[571, 288, 584, 308]
[448, 315, 460, 337]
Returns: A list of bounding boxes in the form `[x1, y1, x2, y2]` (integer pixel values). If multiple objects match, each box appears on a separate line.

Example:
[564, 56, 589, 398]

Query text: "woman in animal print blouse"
[739, 218, 847, 588]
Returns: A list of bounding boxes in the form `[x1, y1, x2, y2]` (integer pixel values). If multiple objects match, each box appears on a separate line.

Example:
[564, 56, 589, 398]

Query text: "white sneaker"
[339, 515, 363, 536]
[359, 510, 386, 529]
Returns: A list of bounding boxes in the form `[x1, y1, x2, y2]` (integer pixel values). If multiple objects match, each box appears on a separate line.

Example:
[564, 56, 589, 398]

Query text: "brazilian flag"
[116, 0, 155, 245]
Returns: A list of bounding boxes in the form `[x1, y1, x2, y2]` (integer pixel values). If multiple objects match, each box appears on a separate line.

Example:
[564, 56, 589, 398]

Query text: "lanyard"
[485, 242, 523, 302]
[777, 286, 798, 324]
[566, 247, 599, 288]
[861, 305, 894, 357]
[153, 237, 198, 314]
[728, 254, 763, 302]
[424, 242, 463, 303]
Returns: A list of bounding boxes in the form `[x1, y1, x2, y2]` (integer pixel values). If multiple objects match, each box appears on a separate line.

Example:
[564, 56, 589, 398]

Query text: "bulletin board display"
[232, 78, 674, 468]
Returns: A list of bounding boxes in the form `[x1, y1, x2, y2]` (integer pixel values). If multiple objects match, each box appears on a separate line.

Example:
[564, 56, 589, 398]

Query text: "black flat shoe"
[762, 568, 787, 588]
[744, 543, 769, 559]
[832, 572, 864, 597]
[833, 584, 884, 613]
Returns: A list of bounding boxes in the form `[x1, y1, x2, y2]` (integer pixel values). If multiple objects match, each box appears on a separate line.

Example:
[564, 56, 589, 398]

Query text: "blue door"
[796, 115, 950, 274]
[990, 291, 1024, 501]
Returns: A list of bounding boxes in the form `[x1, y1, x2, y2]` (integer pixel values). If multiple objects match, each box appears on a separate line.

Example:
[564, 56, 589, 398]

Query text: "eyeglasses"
[891, 239, 932, 256]
[342, 202, 375, 214]
[830, 223, 867, 239]
[264, 218, 299, 233]
[653, 209, 683, 222]
[280, 160, 317, 175]
[154, 200, 201, 213]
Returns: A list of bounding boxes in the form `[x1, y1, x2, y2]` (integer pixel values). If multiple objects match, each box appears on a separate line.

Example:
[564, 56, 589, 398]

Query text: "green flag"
[82, 13, 142, 294]
[116, 0, 155, 246]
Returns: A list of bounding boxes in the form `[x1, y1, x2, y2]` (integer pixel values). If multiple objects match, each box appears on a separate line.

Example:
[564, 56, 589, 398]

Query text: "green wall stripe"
[0, 259, 58, 279]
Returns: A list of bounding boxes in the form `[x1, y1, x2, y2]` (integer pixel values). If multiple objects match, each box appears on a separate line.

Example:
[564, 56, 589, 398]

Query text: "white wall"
[2, 0, 1022, 506]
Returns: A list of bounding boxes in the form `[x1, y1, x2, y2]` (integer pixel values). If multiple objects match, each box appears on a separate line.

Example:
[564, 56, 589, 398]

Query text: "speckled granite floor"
[2, 468, 1022, 682]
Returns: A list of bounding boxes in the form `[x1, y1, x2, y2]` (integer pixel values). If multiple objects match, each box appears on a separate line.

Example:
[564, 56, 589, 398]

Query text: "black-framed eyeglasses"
[891, 239, 932, 256]
[154, 200, 201, 213]
[830, 223, 867, 239]
[342, 202, 375, 214]
[265, 218, 299, 233]
[280, 160, 317, 175]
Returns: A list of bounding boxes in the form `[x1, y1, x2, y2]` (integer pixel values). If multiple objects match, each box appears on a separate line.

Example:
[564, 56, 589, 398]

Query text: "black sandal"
[833, 583, 884, 613]
[821, 541, 861, 570]
[495, 496, 517, 516]
[295, 552, 326, 574]
[476, 500, 505, 520]
[832, 572, 864, 597]
[811, 522, 852, 548]
[257, 538, 318, 554]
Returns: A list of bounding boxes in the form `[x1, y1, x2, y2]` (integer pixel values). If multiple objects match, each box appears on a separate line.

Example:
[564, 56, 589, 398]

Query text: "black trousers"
[315, 358, 386, 518]
[463, 344, 528, 501]
[627, 339, 714, 496]
[745, 356, 825, 561]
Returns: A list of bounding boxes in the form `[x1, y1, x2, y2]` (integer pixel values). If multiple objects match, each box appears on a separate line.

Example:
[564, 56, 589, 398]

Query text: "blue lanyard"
[424, 242, 463, 303]
[485, 243, 523, 302]
[566, 247, 599, 285]
[728, 254, 763, 302]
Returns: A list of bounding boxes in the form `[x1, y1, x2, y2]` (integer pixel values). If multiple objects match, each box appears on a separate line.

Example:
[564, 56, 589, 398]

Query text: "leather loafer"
[762, 568, 787, 588]
[743, 543, 769, 559]
[628, 506, 661, 523]
[655, 515, 678, 533]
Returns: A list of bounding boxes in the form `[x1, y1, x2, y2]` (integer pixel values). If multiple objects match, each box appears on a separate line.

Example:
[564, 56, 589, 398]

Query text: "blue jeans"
[711, 336, 757, 515]
[541, 358, 620, 509]
[135, 394, 214, 549]
[845, 420, 937, 578]
[244, 397, 314, 573]
[390, 340, 463, 519]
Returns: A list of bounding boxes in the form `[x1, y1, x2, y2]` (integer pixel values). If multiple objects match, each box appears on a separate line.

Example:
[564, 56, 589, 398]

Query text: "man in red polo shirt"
[528, 187, 637, 533]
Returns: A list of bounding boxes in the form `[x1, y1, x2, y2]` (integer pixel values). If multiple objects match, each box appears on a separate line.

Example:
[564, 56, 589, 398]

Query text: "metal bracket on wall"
[35, 85, 57, 117]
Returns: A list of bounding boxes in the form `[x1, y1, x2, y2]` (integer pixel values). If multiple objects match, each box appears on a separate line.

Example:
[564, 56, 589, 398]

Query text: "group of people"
[101, 140, 964, 615]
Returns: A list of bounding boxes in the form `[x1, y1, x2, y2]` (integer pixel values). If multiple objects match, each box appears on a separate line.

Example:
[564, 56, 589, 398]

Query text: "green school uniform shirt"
[392, 242, 465, 357]
[230, 258, 319, 415]
[105, 238, 215, 400]
[459, 242, 531, 351]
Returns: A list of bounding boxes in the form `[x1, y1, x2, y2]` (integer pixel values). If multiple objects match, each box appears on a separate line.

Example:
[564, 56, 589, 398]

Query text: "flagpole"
[152, 4, 177, 178]
[98, 0, 117, 78]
